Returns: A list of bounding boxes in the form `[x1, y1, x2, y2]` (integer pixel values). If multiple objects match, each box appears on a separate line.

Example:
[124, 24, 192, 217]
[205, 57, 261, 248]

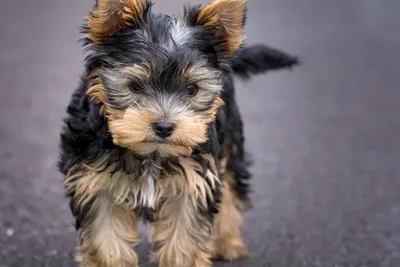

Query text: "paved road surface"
[1, 0, 400, 266]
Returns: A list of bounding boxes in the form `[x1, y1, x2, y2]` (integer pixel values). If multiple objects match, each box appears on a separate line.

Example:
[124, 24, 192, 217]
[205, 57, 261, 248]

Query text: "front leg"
[151, 195, 213, 267]
[150, 155, 220, 267]
[76, 193, 140, 267]
[211, 178, 248, 261]
[65, 166, 141, 267]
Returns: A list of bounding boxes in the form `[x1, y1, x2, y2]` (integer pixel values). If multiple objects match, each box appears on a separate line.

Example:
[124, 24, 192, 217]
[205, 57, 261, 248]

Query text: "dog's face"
[84, 0, 246, 157]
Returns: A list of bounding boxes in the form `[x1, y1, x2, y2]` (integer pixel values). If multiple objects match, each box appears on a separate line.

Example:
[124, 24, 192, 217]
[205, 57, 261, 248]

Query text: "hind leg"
[212, 171, 248, 261]
[215, 75, 252, 260]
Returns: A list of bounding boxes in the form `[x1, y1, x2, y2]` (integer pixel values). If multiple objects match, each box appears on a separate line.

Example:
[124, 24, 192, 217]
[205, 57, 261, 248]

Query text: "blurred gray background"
[1, 0, 400, 266]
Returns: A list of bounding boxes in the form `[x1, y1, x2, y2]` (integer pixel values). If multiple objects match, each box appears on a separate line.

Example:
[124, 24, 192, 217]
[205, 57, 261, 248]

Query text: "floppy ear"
[86, 0, 150, 43]
[185, 0, 247, 56]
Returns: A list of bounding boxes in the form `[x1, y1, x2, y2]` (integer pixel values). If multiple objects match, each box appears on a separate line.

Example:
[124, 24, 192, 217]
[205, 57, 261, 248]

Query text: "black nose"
[153, 121, 175, 138]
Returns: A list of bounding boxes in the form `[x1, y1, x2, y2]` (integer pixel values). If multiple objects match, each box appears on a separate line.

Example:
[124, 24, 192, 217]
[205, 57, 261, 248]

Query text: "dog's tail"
[230, 44, 299, 79]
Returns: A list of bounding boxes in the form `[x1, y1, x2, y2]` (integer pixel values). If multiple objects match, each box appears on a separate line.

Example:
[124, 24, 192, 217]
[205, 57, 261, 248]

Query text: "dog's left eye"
[186, 85, 199, 97]
[128, 82, 144, 93]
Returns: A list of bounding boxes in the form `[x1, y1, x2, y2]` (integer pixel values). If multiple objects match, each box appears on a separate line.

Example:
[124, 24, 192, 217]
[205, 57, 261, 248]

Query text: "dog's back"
[217, 44, 298, 209]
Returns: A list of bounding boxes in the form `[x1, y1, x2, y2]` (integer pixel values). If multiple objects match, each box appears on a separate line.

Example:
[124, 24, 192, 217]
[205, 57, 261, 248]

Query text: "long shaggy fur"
[59, 0, 298, 266]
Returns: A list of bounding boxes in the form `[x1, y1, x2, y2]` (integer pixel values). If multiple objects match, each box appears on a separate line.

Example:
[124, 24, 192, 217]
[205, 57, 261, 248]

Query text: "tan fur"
[64, 154, 219, 210]
[178, 154, 219, 209]
[218, 153, 230, 174]
[218, 153, 248, 211]
[211, 179, 248, 261]
[87, 73, 107, 105]
[77, 193, 141, 267]
[225, 171, 248, 211]
[151, 205, 211, 265]
[65, 153, 220, 267]
[197, 0, 247, 55]
[86, 0, 148, 44]
[108, 106, 154, 151]
[150, 155, 219, 267]
[151, 195, 213, 267]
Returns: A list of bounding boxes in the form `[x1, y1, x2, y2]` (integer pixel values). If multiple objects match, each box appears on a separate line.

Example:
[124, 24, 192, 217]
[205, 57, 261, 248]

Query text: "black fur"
[59, 74, 118, 175]
[231, 44, 299, 79]
[216, 75, 252, 206]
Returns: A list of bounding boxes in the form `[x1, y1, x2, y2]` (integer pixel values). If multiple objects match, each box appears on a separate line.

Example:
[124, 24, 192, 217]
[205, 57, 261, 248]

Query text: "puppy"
[58, 0, 298, 266]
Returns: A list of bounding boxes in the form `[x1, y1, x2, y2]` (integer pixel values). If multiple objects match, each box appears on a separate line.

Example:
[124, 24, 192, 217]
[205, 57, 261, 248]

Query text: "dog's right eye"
[186, 85, 199, 97]
[128, 82, 144, 93]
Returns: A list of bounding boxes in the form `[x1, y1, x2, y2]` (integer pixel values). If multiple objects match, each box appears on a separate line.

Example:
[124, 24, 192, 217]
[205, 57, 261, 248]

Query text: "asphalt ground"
[1, 0, 400, 266]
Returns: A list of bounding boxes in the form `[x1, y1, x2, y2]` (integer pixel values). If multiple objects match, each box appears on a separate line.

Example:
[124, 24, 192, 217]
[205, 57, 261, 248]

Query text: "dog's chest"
[114, 155, 217, 211]
[125, 158, 174, 210]
[138, 161, 158, 209]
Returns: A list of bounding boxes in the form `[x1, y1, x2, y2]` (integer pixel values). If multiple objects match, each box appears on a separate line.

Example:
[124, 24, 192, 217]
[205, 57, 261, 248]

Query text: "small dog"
[58, 0, 298, 266]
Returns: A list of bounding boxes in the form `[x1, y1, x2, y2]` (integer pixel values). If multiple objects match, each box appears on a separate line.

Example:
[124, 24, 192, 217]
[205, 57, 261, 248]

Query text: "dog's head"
[84, 0, 247, 157]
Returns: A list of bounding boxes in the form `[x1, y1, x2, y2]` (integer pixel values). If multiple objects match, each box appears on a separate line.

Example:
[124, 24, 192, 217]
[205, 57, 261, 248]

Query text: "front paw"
[191, 250, 213, 267]
[213, 239, 248, 261]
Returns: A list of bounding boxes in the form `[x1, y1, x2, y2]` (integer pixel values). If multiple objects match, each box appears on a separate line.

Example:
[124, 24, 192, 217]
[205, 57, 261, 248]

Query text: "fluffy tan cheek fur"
[106, 107, 198, 157]
[172, 97, 224, 147]
[107, 107, 205, 157]
[107, 107, 154, 150]
[107, 98, 224, 156]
